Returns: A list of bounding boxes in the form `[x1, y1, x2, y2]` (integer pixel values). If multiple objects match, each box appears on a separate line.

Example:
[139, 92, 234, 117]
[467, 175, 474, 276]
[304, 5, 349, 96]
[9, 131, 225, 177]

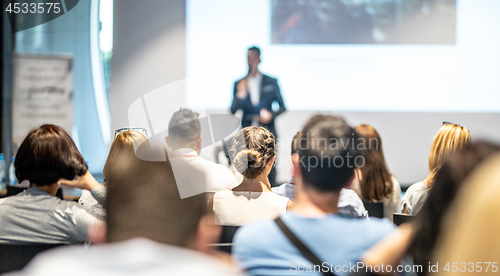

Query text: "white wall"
[271, 110, 500, 186]
[110, 1, 500, 187]
[110, 0, 186, 133]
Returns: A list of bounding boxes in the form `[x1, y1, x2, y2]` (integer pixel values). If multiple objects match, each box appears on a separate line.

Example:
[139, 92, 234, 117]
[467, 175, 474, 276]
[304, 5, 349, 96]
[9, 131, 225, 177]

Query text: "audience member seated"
[273, 130, 368, 218]
[401, 122, 471, 215]
[10, 145, 244, 275]
[359, 142, 500, 276]
[0, 125, 104, 244]
[212, 126, 291, 226]
[167, 108, 239, 199]
[233, 115, 395, 276]
[351, 124, 401, 221]
[78, 129, 149, 219]
[433, 152, 500, 276]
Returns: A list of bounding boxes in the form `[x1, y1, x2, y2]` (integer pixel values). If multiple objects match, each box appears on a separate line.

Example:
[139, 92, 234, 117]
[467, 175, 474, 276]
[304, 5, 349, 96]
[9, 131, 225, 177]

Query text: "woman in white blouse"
[211, 126, 291, 226]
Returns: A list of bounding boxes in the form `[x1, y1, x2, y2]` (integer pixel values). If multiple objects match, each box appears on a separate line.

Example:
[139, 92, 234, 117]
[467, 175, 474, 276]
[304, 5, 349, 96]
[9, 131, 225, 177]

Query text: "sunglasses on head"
[442, 122, 469, 133]
[114, 128, 148, 139]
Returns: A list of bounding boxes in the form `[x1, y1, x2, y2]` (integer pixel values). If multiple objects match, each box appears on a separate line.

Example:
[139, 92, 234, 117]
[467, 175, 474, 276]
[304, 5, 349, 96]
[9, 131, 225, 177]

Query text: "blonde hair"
[103, 131, 149, 180]
[432, 153, 500, 274]
[425, 123, 471, 187]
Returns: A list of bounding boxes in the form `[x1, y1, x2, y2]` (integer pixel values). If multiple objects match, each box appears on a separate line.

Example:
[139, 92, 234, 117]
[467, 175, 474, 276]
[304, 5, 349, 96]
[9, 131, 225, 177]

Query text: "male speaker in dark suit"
[230, 46, 286, 186]
[230, 46, 286, 138]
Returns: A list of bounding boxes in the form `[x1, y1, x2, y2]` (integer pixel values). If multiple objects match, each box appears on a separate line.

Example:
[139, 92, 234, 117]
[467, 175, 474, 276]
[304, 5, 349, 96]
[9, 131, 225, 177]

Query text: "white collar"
[247, 72, 262, 80]
[172, 148, 198, 157]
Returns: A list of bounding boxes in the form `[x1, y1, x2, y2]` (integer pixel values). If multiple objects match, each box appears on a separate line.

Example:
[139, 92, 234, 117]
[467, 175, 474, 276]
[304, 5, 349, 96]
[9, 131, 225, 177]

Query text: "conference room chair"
[393, 213, 415, 226]
[216, 225, 240, 253]
[6, 185, 64, 200]
[0, 243, 67, 273]
[362, 201, 384, 218]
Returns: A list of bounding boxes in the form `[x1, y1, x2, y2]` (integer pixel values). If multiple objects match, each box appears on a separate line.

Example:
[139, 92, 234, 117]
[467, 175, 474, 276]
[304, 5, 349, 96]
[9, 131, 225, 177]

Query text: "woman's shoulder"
[262, 192, 289, 203]
[390, 175, 402, 194]
[403, 181, 429, 205]
[213, 189, 233, 198]
[390, 175, 401, 186]
[216, 190, 288, 204]
[406, 181, 427, 192]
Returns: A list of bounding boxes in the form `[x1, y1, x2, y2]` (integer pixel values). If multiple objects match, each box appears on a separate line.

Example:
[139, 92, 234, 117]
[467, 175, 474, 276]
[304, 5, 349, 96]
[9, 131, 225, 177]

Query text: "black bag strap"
[275, 217, 337, 276]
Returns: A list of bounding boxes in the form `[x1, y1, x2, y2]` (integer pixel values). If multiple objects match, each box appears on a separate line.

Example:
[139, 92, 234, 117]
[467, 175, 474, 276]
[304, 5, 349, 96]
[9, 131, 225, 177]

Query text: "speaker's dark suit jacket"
[230, 74, 286, 138]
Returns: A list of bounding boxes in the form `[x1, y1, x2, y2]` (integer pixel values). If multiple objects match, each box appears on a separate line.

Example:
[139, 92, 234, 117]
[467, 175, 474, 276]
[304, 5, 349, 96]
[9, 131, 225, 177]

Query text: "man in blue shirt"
[233, 115, 395, 275]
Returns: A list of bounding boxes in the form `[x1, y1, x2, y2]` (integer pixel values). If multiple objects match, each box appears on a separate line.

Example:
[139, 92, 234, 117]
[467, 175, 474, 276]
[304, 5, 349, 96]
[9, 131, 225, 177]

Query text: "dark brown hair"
[291, 130, 302, 155]
[231, 126, 276, 179]
[15, 124, 88, 186]
[168, 108, 200, 147]
[355, 124, 393, 201]
[248, 46, 261, 58]
[298, 115, 362, 192]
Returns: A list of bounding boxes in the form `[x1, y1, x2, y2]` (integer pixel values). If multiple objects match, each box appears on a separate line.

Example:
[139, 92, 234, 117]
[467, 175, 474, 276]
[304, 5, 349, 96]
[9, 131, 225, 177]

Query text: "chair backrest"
[393, 213, 415, 226]
[6, 186, 64, 200]
[217, 225, 240, 253]
[363, 201, 384, 218]
[6, 186, 26, 197]
[0, 243, 66, 273]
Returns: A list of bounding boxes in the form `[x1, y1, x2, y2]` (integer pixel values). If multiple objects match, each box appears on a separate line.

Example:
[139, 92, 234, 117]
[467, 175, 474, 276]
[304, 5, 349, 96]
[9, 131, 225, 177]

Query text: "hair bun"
[230, 126, 277, 179]
[234, 149, 266, 179]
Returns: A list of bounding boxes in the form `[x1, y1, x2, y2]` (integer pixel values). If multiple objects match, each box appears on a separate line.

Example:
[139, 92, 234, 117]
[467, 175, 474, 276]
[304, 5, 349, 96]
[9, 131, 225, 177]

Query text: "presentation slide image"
[271, 0, 456, 44]
[187, 0, 500, 112]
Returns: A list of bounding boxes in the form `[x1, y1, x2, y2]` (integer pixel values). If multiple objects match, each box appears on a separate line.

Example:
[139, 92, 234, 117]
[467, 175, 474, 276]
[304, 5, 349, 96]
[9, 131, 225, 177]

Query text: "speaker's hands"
[236, 78, 248, 99]
[259, 109, 272, 125]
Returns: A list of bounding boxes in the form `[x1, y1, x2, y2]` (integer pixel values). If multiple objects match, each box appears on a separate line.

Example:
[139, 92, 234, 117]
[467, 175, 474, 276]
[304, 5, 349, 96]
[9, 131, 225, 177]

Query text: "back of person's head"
[168, 108, 201, 149]
[103, 130, 149, 180]
[298, 115, 362, 192]
[291, 130, 302, 155]
[231, 126, 276, 179]
[355, 124, 393, 201]
[105, 151, 210, 247]
[409, 141, 500, 275]
[15, 124, 88, 186]
[432, 151, 500, 275]
[426, 122, 471, 186]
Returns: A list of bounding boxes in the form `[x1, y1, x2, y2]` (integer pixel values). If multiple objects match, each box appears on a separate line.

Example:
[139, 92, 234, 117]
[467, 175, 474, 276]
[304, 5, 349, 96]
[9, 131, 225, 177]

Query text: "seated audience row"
[8, 141, 243, 275]
[213, 124, 369, 226]
[5, 110, 495, 276]
[232, 115, 395, 275]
